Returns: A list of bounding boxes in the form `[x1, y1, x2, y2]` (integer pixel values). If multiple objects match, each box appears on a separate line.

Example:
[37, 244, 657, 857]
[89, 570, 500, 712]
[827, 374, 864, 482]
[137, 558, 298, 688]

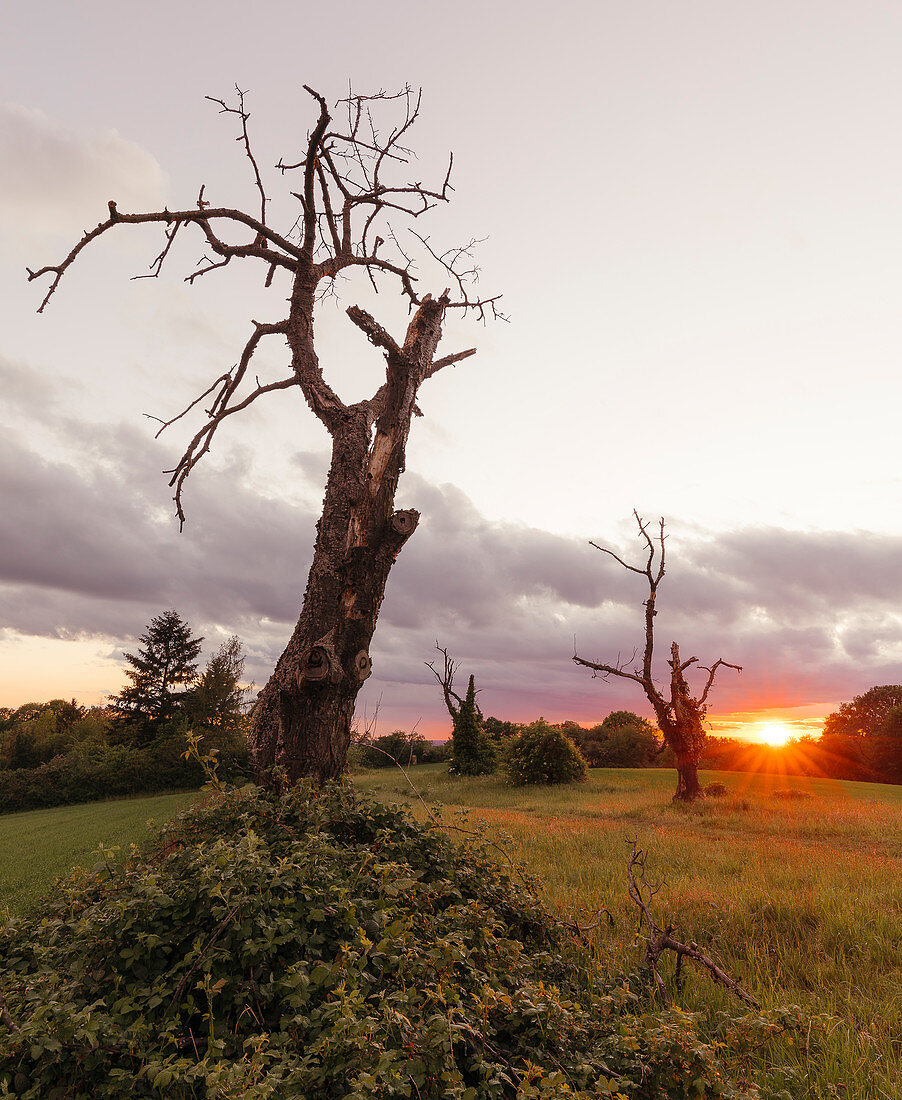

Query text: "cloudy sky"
[2, 1, 901, 741]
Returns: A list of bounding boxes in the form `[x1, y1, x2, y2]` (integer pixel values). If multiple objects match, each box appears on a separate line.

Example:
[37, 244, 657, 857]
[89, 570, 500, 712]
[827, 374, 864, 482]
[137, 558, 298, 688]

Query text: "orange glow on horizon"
[707, 707, 829, 744]
[757, 721, 791, 746]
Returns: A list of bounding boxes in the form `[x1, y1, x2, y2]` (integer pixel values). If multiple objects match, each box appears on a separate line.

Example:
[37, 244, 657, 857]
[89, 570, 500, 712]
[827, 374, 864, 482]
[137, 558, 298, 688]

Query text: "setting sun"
[758, 722, 791, 747]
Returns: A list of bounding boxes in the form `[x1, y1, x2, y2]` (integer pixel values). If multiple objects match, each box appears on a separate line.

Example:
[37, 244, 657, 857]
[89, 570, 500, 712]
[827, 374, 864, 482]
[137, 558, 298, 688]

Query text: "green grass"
[355, 765, 902, 1099]
[5, 768, 900, 1096]
[0, 790, 201, 916]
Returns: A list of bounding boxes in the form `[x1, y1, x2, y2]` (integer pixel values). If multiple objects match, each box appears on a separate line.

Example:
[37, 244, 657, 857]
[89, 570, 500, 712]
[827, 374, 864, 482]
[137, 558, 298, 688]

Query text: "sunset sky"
[2, 1, 901, 742]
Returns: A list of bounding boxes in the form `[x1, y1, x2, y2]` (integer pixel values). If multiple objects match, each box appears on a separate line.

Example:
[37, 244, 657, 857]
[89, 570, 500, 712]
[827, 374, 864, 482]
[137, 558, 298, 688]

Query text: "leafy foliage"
[822, 685, 902, 738]
[0, 731, 249, 815]
[450, 676, 498, 777]
[574, 712, 661, 768]
[187, 636, 251, 734]
[0, 782, 777, 1098]
[483, 717, 525, 743]
[504, 719, 587, 787]
[0, 701, 107, 770]
[352, 731, 446, 769]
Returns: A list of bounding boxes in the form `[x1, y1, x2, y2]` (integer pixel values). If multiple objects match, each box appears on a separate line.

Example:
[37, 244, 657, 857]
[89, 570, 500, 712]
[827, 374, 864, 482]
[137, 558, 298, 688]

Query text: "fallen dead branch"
[626, 842, 760, 1009]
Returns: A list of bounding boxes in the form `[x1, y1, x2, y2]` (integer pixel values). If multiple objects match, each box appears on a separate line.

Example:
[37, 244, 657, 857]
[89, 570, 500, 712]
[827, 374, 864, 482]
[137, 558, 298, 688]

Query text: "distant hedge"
[0, 735, 249, 815]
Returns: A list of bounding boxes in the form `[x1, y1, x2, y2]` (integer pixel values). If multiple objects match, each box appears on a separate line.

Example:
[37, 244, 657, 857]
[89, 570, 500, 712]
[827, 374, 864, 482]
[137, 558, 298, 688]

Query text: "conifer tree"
[426, 648, 497, 776]
[113, 610, 203, 742]
[450, 675, 497, 777]
[190, 636, 250, 734]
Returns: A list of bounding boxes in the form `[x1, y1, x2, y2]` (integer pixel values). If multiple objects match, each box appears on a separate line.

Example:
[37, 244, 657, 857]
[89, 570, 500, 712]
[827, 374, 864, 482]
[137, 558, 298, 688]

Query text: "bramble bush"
[0, 782, 798, 1098]
[504, 719, 588, 786]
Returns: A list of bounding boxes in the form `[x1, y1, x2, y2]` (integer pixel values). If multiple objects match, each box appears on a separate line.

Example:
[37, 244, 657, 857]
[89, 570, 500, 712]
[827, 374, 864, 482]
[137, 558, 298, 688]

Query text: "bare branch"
[144, 372, 231, 438]
[167, 373, 298, 529]
[409, 229, 505, 320]
[206, 86, 269, 226]
[132, 220, 182, 281]
[425, 644, 464, 720]
[588, 540, 648, 576]
[627, 843, 760, 1009]
[571, 653, 648, 687]
[300, 85, 332, 257]
[698, 659, 743, 705]
[425, 347, 477, 378]
[315, 157, 343, 256]
[28, 204, 303, 311]
[346, 305, 403, 359]
[152, 319, 289, 528]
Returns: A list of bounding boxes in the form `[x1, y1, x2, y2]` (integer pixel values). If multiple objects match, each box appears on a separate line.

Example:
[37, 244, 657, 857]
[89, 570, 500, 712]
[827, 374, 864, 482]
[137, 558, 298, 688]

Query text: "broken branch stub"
[353, 650, 373, 682]
[390, 509, 419, 537]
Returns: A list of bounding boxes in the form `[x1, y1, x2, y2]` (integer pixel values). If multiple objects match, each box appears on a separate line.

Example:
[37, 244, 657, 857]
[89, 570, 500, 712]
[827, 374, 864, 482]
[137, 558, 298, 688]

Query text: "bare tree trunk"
[248, 449, 418, 782]
[574, 514, 741, 804]
[673, 753, 703, 801]
[249, 293, 449, 784]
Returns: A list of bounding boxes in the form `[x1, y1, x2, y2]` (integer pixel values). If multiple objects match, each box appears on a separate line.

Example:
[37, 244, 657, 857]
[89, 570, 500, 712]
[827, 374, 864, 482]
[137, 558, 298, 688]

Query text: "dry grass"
[355, 765, 902, 1099]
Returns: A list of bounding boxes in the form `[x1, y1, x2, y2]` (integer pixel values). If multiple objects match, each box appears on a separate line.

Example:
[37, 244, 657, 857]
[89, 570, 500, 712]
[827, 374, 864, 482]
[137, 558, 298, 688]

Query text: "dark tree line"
[111, 610, 250, 747]
[0, 610, 250, 771]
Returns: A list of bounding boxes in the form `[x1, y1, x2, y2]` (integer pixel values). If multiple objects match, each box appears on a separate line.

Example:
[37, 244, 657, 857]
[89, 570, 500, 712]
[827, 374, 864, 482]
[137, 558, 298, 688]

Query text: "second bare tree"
[573, 512, 741, 800]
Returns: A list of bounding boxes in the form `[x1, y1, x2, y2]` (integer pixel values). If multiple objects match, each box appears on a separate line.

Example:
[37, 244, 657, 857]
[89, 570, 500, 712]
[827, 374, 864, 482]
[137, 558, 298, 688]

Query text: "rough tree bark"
[28, 86, 499, 785]
[573, 512, 741, 801]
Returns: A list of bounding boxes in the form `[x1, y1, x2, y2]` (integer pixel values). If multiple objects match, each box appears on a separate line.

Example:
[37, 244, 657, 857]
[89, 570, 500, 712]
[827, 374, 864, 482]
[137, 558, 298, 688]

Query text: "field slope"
[3, 768, 899, 1097]
[356, 765, 902, 1099]
[0, 790, 200, 915]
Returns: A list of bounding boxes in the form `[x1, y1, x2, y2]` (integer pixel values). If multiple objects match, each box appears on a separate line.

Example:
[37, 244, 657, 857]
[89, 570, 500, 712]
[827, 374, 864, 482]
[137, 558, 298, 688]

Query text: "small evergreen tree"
[426, 647, 497, 776]
[450, 675, 497, 776]
[112, 610, 203, 744]
[189, 636, 249, 734]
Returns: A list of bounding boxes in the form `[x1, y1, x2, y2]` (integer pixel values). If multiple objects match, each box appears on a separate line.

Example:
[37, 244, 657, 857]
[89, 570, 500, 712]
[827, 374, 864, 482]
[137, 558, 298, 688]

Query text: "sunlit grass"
[5, 768, 899, 1096]
[355, 765, 902, 1099]
[0, 790, 201, 916]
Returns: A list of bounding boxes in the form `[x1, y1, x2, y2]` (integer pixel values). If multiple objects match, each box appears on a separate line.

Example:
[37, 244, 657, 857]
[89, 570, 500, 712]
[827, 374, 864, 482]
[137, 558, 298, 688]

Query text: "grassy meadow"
[2, 767, 899, 1097]
[0, 789, 200, 916]
[356, 765, 902, 1099]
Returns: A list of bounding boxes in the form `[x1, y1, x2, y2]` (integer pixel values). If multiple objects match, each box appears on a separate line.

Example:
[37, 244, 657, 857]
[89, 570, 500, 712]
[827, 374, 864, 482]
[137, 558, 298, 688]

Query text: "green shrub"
[0, 781, 782, 1099]
[704, 782, 729, 798]
[504, 718, 588, 786]
[354, 730, 431, 768]
[575, 712, 660, 768]
[0, 732, 249, 815]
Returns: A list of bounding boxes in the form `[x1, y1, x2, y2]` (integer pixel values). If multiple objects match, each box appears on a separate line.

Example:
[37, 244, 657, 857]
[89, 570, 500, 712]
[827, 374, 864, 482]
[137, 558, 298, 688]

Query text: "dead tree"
[573, 512, 740, 801]
[28, 86, 499, 785]
[426, 645, 495, 775]
[626, 843, 759, 1008]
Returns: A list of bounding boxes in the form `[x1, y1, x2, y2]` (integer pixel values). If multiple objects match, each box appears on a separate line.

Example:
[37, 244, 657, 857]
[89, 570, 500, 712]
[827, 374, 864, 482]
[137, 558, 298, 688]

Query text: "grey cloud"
[2, 365, 901, 726]
[684, 527, 902, 617]
[0, 103, 164, 239]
